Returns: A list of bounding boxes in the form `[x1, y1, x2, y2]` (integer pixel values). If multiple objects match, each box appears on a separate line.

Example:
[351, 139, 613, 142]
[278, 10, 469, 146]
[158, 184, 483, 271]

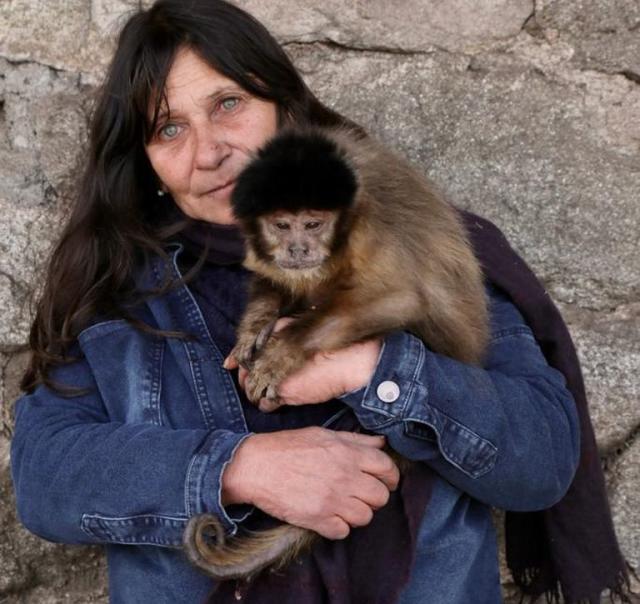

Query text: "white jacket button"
[376, 380, 400, 403]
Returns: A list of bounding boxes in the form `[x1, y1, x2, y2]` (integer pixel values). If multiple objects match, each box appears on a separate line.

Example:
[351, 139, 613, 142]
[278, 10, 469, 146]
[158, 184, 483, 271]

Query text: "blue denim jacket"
[11, 245, 580, 604]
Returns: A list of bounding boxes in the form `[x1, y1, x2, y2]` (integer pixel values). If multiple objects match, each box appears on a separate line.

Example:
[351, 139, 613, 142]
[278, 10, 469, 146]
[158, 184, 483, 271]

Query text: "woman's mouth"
[203, 180, 235, 197]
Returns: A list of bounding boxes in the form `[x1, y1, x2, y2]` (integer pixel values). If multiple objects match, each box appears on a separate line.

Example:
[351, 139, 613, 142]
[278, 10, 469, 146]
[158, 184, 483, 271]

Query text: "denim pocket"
[80, 513, 187, 546]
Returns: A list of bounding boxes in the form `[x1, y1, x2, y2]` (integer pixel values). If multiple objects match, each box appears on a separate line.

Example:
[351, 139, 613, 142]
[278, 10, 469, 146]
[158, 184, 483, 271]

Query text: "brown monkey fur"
[183, 126, 490, 581]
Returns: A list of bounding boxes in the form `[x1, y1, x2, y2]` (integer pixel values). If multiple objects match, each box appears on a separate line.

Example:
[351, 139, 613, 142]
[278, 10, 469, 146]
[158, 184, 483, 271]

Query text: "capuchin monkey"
[184, 126, 490, 581]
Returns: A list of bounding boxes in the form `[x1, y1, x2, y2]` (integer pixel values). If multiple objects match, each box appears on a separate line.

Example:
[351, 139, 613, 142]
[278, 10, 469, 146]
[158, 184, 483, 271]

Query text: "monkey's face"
[261, 210, 338, 271]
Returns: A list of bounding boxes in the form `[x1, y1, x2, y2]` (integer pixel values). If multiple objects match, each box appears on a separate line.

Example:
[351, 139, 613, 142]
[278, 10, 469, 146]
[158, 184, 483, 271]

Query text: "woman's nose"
[193, 126, 230, 170]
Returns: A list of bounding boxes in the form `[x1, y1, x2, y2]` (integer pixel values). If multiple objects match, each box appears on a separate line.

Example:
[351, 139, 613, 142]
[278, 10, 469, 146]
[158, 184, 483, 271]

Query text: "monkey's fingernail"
[259, 398, 277, 412]
[266, 385, 278, 400]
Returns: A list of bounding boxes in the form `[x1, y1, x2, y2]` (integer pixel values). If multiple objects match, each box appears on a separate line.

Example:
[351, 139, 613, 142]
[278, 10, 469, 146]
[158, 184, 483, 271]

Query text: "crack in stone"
[0, 270, 16, 292]
[618, 70, 640, 85]
[601, 421, 640, 470]
[521, 1, 537, 31]
[0, 354, 15, 438]
[1, 56, 66, 76]
[548, 278, 640, 313]
[575, 63, 640, 86]
[0, 270, 29, 296]
[282, 38, 438, 57]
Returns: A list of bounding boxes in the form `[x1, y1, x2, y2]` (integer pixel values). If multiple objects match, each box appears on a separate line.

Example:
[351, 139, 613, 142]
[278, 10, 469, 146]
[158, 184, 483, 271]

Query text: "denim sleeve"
[10, 355, 250, 547]
[340, 287, 581, 512]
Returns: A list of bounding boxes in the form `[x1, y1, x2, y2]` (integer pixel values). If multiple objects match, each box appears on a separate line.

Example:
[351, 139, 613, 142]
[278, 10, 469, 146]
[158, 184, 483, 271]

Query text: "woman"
[10, 1, 626, 603]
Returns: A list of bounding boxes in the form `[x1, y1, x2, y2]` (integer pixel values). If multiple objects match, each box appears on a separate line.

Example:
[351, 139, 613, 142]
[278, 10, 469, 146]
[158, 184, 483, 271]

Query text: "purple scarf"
[201, 211, 629, 604]
[179, 219, 246, 266]
[462, 212, 629, 603]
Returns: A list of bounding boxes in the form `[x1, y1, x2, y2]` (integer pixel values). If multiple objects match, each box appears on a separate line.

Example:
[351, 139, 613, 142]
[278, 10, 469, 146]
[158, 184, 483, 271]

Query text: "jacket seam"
[78, 319, 129, 343]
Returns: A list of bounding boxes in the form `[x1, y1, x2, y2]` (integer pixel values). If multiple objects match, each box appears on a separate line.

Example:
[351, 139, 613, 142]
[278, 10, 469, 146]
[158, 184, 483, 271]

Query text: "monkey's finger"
[238, 366, 248, 389]
[265, 384, 279, 400]
[242, 373, 265, 403]
[254, 319, 278, 352]
[258, 396, 282, 413]
[272, 316, 296, 333]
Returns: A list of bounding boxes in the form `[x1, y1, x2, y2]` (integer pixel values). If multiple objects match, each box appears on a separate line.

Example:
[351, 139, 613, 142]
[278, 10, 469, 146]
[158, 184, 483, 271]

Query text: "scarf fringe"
[512, 567, 636, 604]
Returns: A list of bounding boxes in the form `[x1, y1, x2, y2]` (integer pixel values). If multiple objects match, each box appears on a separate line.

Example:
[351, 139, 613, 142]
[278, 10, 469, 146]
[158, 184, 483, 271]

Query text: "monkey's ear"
[232, 128, 358, 220]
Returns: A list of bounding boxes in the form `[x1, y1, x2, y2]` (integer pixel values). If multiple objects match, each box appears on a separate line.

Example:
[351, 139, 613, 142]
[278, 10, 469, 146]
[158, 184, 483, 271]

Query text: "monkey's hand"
[226, 319, 279, 370]
[243, 338, 306, 404]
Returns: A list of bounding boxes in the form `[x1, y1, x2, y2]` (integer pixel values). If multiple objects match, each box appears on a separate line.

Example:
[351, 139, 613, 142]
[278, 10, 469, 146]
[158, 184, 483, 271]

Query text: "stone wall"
[0, 1, 638, 601]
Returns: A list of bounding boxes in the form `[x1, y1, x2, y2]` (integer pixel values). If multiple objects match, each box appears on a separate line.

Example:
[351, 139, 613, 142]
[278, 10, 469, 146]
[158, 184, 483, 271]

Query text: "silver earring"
[157, 189, 165, 197]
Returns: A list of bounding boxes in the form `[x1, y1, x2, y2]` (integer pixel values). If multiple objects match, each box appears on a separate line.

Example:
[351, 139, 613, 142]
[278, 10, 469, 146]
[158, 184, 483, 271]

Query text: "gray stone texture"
[235, 0, 532, 52]
[610, 434, 640, 570]
[529, 0, 640, 76]
[1, 0, 638, 601]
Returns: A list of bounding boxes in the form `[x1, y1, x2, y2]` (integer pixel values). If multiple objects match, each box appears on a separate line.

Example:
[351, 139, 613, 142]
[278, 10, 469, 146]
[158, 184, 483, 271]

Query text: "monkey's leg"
[293, 290, 423, 351]
[230, 278, 285, 368]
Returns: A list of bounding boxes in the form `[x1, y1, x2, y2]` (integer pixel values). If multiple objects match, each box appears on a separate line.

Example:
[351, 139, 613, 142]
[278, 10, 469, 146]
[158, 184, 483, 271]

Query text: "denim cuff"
[339, 331, 428, 430]
[340, 331, 497, 478]
[185, 429, 253, 536]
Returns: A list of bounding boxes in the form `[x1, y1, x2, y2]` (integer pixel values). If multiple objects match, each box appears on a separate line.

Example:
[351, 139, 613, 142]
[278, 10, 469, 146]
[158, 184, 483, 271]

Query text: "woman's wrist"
[220, 434, 260, 506]
[341, 339, 382, 395]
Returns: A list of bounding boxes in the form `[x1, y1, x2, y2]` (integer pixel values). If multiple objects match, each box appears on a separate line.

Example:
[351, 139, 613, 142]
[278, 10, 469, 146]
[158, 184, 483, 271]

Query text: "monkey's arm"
[242, 289, 420, 403]
[229, 277, 287, 368]
[338, 286, 581, 512]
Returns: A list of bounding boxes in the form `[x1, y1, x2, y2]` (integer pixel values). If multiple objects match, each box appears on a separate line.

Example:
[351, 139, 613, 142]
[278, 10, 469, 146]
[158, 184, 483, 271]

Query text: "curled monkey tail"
[184, 514, 316, 581]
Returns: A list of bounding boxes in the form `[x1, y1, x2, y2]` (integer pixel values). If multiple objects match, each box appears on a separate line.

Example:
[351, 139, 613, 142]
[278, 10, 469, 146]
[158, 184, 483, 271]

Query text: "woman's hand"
[224, 318, 382, 412]
[222, 427, 399, 539]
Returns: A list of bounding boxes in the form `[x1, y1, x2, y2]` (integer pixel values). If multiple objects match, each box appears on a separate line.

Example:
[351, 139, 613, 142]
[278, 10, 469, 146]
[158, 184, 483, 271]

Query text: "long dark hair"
[22, 0, 362, 393]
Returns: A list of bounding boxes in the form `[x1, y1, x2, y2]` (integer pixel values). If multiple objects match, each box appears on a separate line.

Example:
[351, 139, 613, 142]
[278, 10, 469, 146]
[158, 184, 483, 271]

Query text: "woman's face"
[145, 47, 278, 224]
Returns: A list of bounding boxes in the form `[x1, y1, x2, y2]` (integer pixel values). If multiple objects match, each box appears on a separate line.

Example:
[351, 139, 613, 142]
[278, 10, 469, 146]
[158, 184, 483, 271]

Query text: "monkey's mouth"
[277, 259, 324, 270]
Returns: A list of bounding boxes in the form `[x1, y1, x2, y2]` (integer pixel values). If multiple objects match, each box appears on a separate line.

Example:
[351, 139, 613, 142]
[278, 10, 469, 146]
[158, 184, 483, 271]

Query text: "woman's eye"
[276, 223, 290, 230]
[159, 123, 180, 140]
[305, 222, 321, 230]
[221, 97, 240, 111]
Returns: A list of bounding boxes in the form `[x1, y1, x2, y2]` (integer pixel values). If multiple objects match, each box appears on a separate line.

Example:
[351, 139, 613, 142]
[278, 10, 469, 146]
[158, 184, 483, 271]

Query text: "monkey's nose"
[288, 244, 309, 258]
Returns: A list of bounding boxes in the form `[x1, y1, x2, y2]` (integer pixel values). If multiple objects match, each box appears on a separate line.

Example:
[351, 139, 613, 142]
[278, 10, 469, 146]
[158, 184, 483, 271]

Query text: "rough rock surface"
[529, 0, 640, 76]
[0, 1, 638, 602]
[610, 434, 640, 570]
[235, 0, 532, 52]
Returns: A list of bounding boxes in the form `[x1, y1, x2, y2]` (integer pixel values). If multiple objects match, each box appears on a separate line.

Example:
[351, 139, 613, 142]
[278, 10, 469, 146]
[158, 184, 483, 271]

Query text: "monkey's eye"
[305, 221, 322, 230]
[275, 222, 290, 230]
